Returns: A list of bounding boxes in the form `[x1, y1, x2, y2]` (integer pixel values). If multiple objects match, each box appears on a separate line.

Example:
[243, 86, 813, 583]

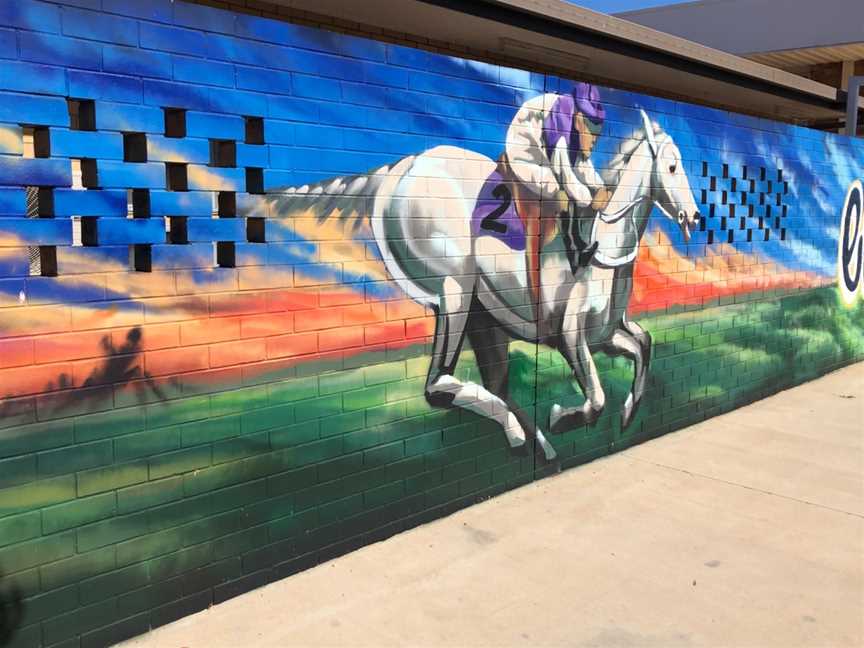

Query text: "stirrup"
[578, 241, 599, 269]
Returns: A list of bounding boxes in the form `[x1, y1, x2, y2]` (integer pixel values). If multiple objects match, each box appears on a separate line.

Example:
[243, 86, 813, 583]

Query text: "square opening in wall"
[246, 168, 264, 194]
[131, 244, 152, 272]
[123, 133, 148, 163]
[22, 126, 51, 158]
[166, 216, 188, 244]
[164, 108, 186, 138]
[218, 192, 236, 217]
[67, 99, 95, 131]
[72, 159, 98, 189]
[26, 187, 54, 217]
[128, 189, 150, 218]
[247, 217, 265, 243]
[245, 117, 264, 145]
[29, 246, 57, 277]
[72, 216, 98, 246]
[166, 163, 188, 192]
[210, 140, 236, 168]
[216, 241, 236, 268]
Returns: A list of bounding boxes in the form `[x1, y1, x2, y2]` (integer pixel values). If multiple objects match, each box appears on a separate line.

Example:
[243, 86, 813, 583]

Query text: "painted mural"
[0, 0, 862, 645]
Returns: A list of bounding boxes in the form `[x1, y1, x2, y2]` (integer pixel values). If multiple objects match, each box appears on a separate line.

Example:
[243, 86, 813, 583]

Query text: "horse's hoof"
[535, 429, 558, 461]
[621, 393, 641, 429]
[549, 404, 565, 433]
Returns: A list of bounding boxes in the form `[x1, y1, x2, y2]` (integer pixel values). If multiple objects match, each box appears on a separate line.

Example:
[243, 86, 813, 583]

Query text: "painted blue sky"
[568, 0, 692, 13]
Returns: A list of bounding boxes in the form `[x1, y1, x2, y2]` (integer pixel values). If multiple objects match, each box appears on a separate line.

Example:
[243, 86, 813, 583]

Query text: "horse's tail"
[260, 158, 414, 229]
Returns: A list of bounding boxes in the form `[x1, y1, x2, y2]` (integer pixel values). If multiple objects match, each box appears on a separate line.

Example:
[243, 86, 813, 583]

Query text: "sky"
[567, 0, 693, 13]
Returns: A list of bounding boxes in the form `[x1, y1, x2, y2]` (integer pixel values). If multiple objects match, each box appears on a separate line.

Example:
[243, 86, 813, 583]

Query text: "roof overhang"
[264, 0, 849, 125]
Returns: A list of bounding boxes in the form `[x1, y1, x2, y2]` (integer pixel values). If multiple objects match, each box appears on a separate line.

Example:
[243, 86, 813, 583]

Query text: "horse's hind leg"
[603, 317, 651, 429]
[466, 301, 556, 461]
[549, 311, 606, 434]
[424, 277, 529, 453]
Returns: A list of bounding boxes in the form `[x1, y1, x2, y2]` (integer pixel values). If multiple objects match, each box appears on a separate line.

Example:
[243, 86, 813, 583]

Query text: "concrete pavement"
[122, 363, 864, 647]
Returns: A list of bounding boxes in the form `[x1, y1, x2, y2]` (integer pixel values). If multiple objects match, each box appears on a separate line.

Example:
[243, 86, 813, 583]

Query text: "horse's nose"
[677, 210, 686, 224]
[693, 211, 701, 223]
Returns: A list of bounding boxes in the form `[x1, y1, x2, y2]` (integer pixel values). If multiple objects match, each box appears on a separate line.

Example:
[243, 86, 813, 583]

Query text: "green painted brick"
[0, 511, 41, 548]
[77, 460, 148, 497]
[363, 362, 406, 385]
[291, 437, 342, 467]
[319, 411, 365, 437]
[0, 420, 74, 460]
[38, 440, 113, 477]
[211, 479, 267, 514]
[210, 385, 268, 416]
[79, 562, 150, 606]
[74, 406, 146, 443]
[148, 542, 213, 581]
[385, 376, 425, 402]
[181, 510, 242, 547]
[118, 476, 184, 514]
[270, 420, 319, 449]
[213, 430, 270, 465]
[365, 401, 407, 427]
[0, 454, 36, 490]
[115, 426, 182, 462]
[294, 479, 345, 511]
[240, 403, 293, 434]
[342, 386, 385, 411]
[117, 527, 184, 567]
[364, 481, 405, 508]
[0, 531, 75, 572]
[316, 453, 364, 483]
[268, 508, 316, 541]
[40, 546, 117, 590]
[405, 430, 441, 456]
[116, 575, 184, 618]
[81, 611, 150, 648]
[318, 369, 365, 395]
[42, 492, 117, 534]
[212, 525, 268, 561]
[181, 414, 242, 447]
[0, 475, 76, 518]
[42, 597, 117, 647]
[147, 496, 209, 532]
[364, 441, 404, 466]
[145, 395, 210, 429]
[17, 584, 79, 628]
[77, 510, 150, 552]
[268, 377, 319, 404]
[318, 494, 364, 525]
[149, 445, 211, 480]
[293, 394, 343, 423]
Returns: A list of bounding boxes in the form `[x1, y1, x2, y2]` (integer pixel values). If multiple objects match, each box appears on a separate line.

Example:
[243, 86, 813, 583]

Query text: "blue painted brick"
[236, 67, 292, 95]
[187, 218, 245, 242]
[68, 71, 142, 103]
[50, 130, 124, 160]
[173, 57, 235, 88]
[0, 125, 23, 155]
[57, 245, 129, 275]
[263, 170, 294, 191]
[235, 194, 270, 219]
[53, 189, 127, 216]
[0, 61, 66, 95]
[140, 23, 215, 58]
[268, 146, 292, 170]
[143, 80, 210, 112]
[0, 250, 28, 278]
[173, 3, 235, 35]
[292, 75, 341, 101]
[0, 29, 16, 59]
[62, 7, 138, 46]
[294, 124, 342, 148]
[206, 88, 267, 118]
[20, 33, 101, 71]
[338, 35, 386, 63]
[97, 218, 165, 244]
[25, 275, 105, 304]
[187, 166, 244, 192]
[264, 121, 293, 145]
[0, 218, 71, 245]
[0, 157, 71, 187]
[236, 144, 268, 168]
[102, 0, 172, 22]
[0, 188, 26, 215]
[96, 103, 164, 134]
[104, 45, 172, 79]
[150, 243, 212, 269]
[0, 1, 61, 33]
[267, 96, 320, 123]
[362, 62, 410, 89]
[147, 136, 210, 164]
[302, 52, 364, 82]
[234, 242, 267, 266]
[263, 219, 296, 242]
[149, 191, 213, 216]
[186, 112, 244, 140]
[97, 161, 166, 189]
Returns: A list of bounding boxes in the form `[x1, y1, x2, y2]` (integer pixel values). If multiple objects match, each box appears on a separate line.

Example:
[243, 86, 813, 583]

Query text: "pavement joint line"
[628, 455, 864, 519]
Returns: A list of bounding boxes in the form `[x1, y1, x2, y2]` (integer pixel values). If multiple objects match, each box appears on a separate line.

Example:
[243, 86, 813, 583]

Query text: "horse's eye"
[669, 164, 677, 174]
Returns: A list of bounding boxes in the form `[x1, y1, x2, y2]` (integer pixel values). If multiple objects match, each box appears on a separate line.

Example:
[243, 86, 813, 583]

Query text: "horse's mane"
[601, 119, 665, 187]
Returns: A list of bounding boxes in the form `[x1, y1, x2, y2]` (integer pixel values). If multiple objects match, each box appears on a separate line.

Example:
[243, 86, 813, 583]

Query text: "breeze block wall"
[0, 1, 862, 645]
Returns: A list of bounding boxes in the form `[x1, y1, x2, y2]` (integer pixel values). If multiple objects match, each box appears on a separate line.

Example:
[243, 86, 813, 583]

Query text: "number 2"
[481, 184, 511, 234]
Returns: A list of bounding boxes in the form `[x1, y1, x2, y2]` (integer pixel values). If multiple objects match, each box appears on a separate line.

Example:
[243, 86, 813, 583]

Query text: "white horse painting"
[265, 110, 700, 463]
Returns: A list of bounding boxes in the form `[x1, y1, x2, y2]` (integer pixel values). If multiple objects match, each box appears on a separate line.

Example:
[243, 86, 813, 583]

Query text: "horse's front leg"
[549, 310, 606, 434]
[602, 317, 651, 429]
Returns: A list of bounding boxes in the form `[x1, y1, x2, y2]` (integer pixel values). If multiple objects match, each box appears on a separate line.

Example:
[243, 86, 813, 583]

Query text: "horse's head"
[641, 111, 700, 242]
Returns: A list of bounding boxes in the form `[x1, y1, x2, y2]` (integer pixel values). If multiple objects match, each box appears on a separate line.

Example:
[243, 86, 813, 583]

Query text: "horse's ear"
[640, 109, 658, 159]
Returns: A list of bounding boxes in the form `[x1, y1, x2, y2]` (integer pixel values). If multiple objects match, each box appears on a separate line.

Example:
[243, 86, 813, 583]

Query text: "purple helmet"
[572, 82, 605, 127]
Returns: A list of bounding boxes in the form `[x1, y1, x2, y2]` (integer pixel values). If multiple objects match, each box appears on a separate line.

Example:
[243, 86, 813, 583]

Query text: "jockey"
[505, 82, 609, 274]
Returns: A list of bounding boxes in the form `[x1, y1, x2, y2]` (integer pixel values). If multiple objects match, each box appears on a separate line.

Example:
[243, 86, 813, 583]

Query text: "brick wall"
[0, 1, 862, 646]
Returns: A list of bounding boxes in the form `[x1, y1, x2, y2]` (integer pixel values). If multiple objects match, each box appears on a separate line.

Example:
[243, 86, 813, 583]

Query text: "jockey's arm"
[550, 139, 592, 209]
